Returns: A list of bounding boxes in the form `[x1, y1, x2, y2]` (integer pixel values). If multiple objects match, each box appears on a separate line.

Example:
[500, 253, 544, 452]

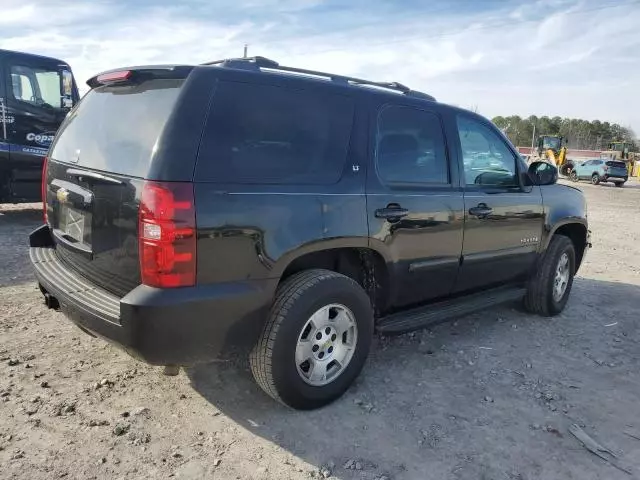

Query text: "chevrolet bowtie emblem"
[57, 188, 69, 203]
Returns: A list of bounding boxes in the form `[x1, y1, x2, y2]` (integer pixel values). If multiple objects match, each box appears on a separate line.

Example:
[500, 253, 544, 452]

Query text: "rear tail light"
[41, 156, 48, 224]
[139, 181, 196, 288]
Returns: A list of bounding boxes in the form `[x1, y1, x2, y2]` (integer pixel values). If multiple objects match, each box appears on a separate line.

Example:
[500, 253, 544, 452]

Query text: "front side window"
[457, 115, 518, 187]
[10, 65, 63, 108]
[375, 105, 449, 185]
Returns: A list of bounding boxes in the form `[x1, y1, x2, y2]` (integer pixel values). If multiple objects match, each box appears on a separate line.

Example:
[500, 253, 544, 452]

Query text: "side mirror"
[60, 70, 75, 109]
[528, 161, 558, 186]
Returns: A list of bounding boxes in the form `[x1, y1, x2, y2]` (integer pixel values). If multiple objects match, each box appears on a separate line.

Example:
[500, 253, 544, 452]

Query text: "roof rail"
[201, 56, 436, 101]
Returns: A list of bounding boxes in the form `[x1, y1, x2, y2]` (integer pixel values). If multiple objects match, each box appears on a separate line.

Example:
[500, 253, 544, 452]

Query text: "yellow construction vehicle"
[601, 141, 637, 176]
[536, 135, 572, 175]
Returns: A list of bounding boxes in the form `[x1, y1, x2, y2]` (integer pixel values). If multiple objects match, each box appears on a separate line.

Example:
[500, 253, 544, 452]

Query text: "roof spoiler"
[87, 65, 193, 89]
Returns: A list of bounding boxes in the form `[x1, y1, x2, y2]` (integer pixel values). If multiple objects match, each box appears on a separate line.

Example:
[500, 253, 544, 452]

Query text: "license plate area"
[59, 206, 86, 243]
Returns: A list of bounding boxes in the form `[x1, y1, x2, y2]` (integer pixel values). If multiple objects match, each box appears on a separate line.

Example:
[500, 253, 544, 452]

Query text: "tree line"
[491, 115, 637, 151]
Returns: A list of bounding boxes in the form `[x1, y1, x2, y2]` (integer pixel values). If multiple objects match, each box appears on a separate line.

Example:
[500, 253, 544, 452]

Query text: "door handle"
[375, 207, 409, 220]
[469, 204, 493, 218]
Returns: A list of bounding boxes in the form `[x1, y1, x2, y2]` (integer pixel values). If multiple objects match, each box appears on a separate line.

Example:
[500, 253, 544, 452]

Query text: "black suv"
[30, 57, 590, 410]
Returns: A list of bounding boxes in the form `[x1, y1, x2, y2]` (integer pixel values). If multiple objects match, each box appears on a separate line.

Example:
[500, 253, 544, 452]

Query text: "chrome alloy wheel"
[553, 252, 570, 302]
[295, 304, 358, 386]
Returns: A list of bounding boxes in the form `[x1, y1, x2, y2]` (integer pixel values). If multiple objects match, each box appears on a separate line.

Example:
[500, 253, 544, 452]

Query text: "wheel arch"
[546, 221, 589, 271]
[276, 241, 392, 316]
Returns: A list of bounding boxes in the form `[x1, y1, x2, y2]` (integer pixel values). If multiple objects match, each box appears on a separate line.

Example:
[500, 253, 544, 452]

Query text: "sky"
[2, 0, 640, 134]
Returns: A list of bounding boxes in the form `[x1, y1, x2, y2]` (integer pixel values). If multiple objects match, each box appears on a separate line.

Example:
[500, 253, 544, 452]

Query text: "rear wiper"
[66, 168, 123, 185]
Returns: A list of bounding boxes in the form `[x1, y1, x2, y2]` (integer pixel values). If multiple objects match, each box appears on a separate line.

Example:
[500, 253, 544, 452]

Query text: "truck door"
[0, 57, 10, 180]
[453, 113, 544, 292]
[3, 54, 75, 200]
[366, 104, 464, 308]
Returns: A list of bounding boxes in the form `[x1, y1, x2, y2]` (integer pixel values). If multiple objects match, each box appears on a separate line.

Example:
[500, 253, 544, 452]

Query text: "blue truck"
[0, 49, 80, 202]
[570, 158, 629, 187]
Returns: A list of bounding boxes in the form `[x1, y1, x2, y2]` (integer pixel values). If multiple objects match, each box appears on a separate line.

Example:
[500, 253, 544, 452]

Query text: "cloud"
[1, 0, 639, 134]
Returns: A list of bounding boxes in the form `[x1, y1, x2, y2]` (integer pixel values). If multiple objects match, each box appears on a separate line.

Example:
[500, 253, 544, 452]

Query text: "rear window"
[606, 161, 626, 168]
[50, 79, 184, 178]
[195, 81, 354, 184]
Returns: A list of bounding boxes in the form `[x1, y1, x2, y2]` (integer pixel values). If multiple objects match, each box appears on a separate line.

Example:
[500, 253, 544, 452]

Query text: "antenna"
[243, 44, 248, 58]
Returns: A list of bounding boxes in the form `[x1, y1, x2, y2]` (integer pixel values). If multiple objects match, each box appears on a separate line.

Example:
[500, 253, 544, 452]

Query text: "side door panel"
[366, 103, 464, 308]
[451, 112, 544, 292]
[0, 58, 9, 175]
[456, 192, 544, 291]
[577, 160, 591, 179]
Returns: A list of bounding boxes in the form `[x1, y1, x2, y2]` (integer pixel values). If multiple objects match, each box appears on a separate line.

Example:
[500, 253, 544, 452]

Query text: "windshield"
[10, 65, 65, 109]
[542, 137, 561, 150]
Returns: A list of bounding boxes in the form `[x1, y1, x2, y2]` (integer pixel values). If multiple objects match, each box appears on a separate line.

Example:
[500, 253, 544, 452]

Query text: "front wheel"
[591, 174, 600, 185]
[570, 171, 578, 182]
[250, 269, 373, 409]
[524, 235, 576, 316]
[615, 182, 625, 188]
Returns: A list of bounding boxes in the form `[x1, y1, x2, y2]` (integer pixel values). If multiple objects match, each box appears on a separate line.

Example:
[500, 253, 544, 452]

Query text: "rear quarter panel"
[194, 183, 368, 284]
[193, 76, 370, 285]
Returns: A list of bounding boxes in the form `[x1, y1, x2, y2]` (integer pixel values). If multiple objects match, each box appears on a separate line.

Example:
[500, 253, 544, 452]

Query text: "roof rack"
[201, 56, 435, 101]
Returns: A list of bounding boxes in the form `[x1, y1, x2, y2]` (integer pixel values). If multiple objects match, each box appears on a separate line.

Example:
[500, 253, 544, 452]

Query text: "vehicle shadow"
[0, 205, 41, 286]
[568, 180, 640, 190]
[600, 182, 640, 190]
[186, 277, 640, 478]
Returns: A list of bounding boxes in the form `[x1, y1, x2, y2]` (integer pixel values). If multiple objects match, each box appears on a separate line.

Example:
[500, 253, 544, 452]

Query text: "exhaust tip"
[162, 365, 180, 376]
[44, 293, 60, 310]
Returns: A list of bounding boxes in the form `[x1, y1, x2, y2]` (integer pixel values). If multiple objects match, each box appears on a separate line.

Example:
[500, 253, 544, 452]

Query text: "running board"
[377, 286, 527, 334]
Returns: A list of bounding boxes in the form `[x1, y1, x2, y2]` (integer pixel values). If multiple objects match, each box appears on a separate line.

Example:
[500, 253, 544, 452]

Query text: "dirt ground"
[1, 179, 640, 480]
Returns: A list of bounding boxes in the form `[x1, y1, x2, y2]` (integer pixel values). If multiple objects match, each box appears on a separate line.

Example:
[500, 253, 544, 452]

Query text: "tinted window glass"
[196, 81, 354, 184]
[606, 161, 626, 168]
[376, 106, 448, 184]
[50, 79, 184, 178]
[11, 65, 62, 108]
[457, 115, 518, 186]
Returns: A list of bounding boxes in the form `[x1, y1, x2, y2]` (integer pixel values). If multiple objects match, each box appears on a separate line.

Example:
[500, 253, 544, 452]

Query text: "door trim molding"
[409, 256, 460, 272]
[463, 245, 536, 263]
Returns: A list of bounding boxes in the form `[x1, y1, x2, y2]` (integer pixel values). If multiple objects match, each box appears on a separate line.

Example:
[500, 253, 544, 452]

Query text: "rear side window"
[376, 105, 449, 185]
[50, 79, 184, 178]
[196, 81, 354, 184]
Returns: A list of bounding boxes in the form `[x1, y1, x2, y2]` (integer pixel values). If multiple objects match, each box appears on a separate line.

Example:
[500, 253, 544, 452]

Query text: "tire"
[615, 182, 624, 188]
[250, 269, 373, 410]
[524, 235, 576, 317]
[591, 174, 600, 185]
[569, 171, 578, 182]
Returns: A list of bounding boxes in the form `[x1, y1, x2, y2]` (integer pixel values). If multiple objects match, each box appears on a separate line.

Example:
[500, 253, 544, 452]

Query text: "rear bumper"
[603, 174, 628, 182]
[29, 225, 275, 365]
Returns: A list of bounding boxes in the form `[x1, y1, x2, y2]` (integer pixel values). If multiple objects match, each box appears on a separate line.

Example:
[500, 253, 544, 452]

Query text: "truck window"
[50, 78, 185, 178]
[196, 81, 355, 185]
[457, 115, 518, 187]
[375, 105, 449, 185]
[10, 65, 63, 108]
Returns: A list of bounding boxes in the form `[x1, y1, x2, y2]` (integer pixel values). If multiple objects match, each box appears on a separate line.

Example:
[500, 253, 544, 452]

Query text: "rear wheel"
[524, 235, 576, 316]
[570, 171, 578, 182]
[591, 174, 600, 185]
[250, 269, 373, 409]
[615, 182, 625, 188]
